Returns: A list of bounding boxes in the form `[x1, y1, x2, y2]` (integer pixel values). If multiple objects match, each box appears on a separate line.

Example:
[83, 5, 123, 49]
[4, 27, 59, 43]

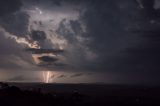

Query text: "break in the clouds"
[0, 0, 160, 84]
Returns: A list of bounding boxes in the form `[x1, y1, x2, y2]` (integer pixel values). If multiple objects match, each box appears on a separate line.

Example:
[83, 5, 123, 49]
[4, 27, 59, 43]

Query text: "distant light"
[43, 71, 52, 83]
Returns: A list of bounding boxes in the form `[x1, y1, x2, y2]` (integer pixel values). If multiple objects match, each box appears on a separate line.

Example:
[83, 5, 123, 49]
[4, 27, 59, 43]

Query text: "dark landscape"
[0, 82, 160, 106]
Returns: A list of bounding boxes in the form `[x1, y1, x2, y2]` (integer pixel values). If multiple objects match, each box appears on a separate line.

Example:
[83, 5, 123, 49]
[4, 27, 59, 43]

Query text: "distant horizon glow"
[42, 71, 52, 83]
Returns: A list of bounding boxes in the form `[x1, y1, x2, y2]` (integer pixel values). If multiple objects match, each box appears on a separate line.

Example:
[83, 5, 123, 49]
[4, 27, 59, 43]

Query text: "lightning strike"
[42, 71, 52, 83]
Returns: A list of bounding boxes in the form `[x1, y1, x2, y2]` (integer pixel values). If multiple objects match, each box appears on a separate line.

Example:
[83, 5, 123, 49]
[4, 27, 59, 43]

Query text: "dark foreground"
[0, 83, 160, 106]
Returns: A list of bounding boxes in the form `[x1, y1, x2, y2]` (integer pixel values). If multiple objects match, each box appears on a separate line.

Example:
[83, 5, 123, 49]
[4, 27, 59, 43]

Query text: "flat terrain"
[0, 83, 160, 106]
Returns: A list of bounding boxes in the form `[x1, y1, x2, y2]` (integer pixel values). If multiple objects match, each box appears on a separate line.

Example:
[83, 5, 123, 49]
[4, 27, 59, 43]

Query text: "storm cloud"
[0, 0, 22, 16]
[38, 56, 58, 63]
[57, 74, 67, 78]
[0, 0, 160, 84]
[70, 73, 84, 78]
[8, 75, 26, 81]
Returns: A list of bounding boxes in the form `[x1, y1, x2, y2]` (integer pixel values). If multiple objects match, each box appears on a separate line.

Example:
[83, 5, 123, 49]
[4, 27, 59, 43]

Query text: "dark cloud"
[55, 0, 141, 72]
[54, 63, 67, 67]
[69, 20, 83, 35]
[0, 0, 30, 37]
[70, 73, 93, 78]
[8, 75, 25, 81]
[57, 74, 67, 78]
[56, 19, 92, 70]
[86, 73, 93, 76]
[55, 0, 160, 83]
[141, 0, 157, 18]
[104, 0, 160, 74]
[0, 0, 22, 16]
[56, 19, 78, 43]
[70, 73, 84, 78]
[75, 0, 160, 83]
[0, 12, 30, 36]
[70, 0, 157, 73]
[8, 75, 40, 82]
[112, 29, 160, 73]
[26, 48, 64, 54]
[38, 56, 58, 63]
[0, 31, 32, 70]
[31, 30, 46, 41]
[0, 29, 40, 72]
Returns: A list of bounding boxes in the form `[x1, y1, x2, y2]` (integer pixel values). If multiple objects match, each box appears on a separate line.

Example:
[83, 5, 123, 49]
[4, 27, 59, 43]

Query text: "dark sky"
[0, 0, 160, 84]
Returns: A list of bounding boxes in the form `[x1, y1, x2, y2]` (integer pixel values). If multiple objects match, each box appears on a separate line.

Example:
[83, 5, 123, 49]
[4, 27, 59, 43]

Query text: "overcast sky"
[0, 0, 160, 84]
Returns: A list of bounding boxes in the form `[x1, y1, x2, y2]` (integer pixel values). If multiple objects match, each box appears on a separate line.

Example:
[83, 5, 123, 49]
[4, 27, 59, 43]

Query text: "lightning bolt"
[42, 71, 52, 83]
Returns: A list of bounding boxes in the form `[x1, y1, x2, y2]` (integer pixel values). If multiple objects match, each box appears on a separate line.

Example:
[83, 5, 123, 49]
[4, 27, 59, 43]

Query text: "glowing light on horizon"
[42, 71, 52, 83]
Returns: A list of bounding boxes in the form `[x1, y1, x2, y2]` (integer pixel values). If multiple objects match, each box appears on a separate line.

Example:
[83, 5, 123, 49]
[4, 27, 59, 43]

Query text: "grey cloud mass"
[8, 75, 26, 81]
[0, 0, 22, 16]
[31, 30, 46, 41]
[0, 29, 36, 71]
[0, 0, 160, 84]
[38, 56, 58, 63]
[57, 74, 67, 78]
[70, 73, 84, 78]
[0, 12, 30, 36]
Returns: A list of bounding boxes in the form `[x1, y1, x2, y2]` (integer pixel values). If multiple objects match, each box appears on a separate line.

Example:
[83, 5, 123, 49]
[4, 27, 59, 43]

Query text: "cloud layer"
[0, 0, 160, 84]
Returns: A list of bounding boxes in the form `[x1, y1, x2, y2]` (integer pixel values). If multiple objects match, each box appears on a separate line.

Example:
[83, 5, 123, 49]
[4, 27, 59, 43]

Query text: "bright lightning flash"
[43, 71, 52, 83]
